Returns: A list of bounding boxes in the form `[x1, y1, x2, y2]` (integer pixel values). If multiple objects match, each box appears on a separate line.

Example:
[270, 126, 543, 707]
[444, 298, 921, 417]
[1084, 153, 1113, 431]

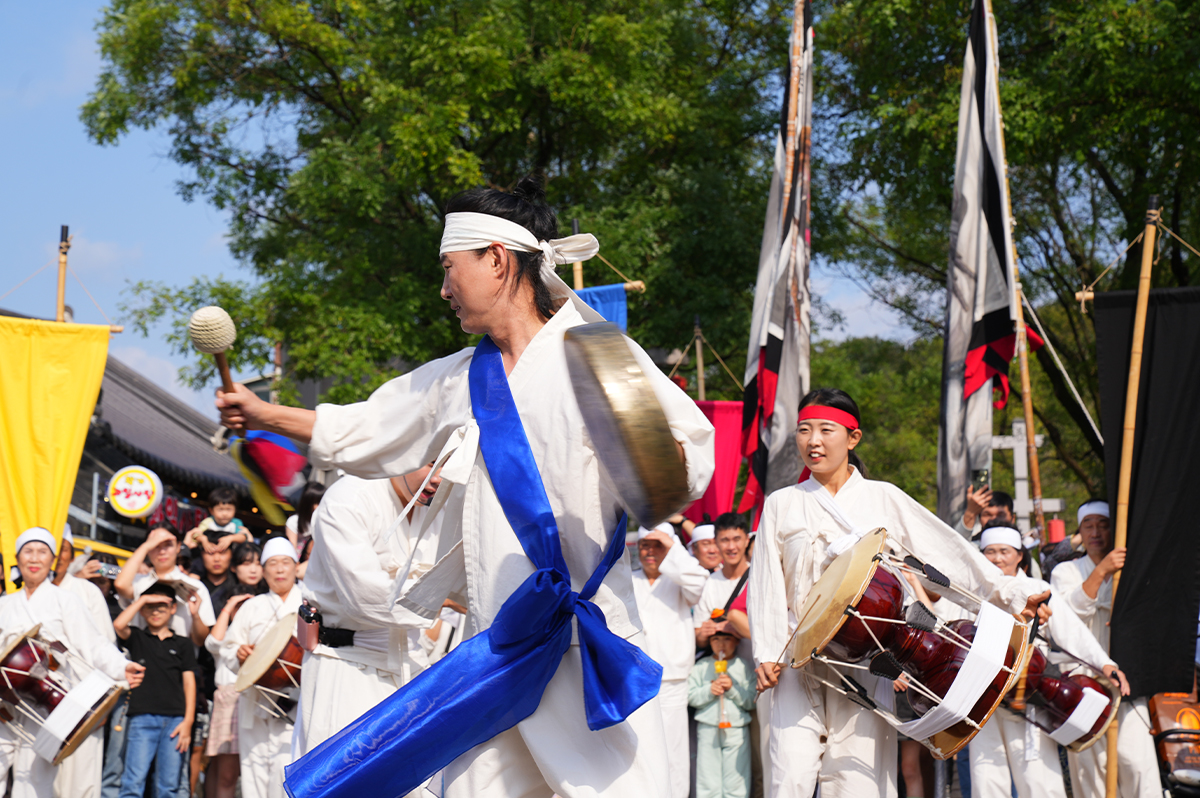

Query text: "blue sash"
[283, 336, 662, 798]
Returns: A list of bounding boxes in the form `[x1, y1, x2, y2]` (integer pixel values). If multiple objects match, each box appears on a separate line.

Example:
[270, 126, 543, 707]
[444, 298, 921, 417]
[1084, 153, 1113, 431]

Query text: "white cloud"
[58, 233, 144, 282]
[2, 31, 101, 108]
[109, 345, 218, 420]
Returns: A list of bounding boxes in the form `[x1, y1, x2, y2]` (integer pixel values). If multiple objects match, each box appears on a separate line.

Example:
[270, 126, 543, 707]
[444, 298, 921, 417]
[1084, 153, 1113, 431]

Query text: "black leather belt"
[317, 626, 355, 648]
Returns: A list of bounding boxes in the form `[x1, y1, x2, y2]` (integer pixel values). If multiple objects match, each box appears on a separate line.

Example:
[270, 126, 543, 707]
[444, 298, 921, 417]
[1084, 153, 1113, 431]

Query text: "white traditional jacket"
[307, 301, 715, 646]
[57, 573, 115, 644]
[0, 581, 129, 683]
[632, 544, 710, 681]
[221, 586, 303, 720]
[749, 471, 1038, 669]
[1050, 556, 1112, 651]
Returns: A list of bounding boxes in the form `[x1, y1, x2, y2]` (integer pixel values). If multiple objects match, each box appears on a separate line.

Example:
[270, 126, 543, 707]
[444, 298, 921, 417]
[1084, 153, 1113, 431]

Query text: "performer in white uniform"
[0, 528, 144, 798]
[632, 522, 711, 798]
[217, 177, 714, 798]
[50, 526, 116, 798]
[293, 468, 445, 756]
[1049, 501, 1161, 798]
[748, 389, 1048, 798]
[968, 522, 1130, 798]
[221, 538, 303, 798]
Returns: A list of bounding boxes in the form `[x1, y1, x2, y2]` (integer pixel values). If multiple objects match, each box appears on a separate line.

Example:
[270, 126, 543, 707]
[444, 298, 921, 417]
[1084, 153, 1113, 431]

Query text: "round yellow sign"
[107, 466, 164, 519]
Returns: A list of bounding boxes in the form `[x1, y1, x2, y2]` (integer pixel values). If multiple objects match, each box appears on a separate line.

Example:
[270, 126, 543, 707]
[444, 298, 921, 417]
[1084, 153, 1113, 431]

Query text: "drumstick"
[1010, 597, 1048, 711]
[188, 306, 238, 394]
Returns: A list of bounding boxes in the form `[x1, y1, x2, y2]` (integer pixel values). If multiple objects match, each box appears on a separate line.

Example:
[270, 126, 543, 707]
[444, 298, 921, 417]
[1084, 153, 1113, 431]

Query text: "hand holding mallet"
[189, 306, 242, 429]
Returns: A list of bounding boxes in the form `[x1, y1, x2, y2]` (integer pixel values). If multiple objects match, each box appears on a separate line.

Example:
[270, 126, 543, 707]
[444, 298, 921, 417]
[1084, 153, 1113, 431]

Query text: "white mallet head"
[188, 306, 237, 355]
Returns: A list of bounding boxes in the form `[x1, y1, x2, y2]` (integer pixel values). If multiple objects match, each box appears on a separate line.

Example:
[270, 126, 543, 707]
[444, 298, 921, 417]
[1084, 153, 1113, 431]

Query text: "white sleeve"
[628, 342, 715, 501]
[308, 350, 474, 477]
[61, 591, 128, 682]
[193, 583, 217, 627]
[1045, 591, 1115, 669]
[78, 580, 116, 644]
[748, 493, 793, 668]
[1050, 563, 1097, 625]
[657, 543, 710, 607]
[694, 578, 716, 627]
[883, 485, 1033, 615]
[218, 606, 252, 677]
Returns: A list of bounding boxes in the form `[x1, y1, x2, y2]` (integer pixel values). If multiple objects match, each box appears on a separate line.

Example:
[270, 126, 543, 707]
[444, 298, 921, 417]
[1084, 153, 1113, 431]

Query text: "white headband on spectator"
[1077, 500, 1109, 526]
[15, 527, 58, 558]
[688, 524, 715, 551]
[440, 212, 606, 324]
[636, 522, 675, 541]
[979, 526, 1030, 551]
[261, 537, 299, 564]
[62, 523, 73, 546]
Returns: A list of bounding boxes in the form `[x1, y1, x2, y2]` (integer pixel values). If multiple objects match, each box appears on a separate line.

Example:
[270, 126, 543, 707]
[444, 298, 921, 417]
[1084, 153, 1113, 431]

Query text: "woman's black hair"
[231, 541, 262, 569]
[798, 387, 868, 478]
[443, 175, 559, 320]
[297, 481, 326, 538]
[980, 518, 1032, 575]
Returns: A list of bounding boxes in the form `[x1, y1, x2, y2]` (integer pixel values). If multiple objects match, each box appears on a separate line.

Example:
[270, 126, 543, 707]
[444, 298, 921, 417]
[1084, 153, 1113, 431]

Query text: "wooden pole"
[572, 219, 584, 291]
[1105, 195, 1160, 798]
[1013, 285, 1047, 543]
[694, 316, 706, 401]
[55, 225, 70, 322]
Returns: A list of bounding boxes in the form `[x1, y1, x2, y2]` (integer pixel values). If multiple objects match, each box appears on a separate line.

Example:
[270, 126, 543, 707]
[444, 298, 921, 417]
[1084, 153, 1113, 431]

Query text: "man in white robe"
[1049, 501, 1160, 798]
[294, 469, 445, 757]
[222, 538, 304, 798]
[0, 528, 142, 798]
[51, 527, 116, 798]
[632, 522, 710, 798]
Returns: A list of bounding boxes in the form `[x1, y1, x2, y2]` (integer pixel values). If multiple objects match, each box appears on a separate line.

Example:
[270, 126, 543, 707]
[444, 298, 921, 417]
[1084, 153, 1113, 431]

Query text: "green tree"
[811, 0, 1200, 498]
[88, 0, 791, 401]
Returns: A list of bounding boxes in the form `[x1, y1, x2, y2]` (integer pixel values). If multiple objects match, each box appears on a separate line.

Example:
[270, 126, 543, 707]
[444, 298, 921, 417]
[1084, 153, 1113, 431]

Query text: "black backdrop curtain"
[1098, 286, 1200, 698]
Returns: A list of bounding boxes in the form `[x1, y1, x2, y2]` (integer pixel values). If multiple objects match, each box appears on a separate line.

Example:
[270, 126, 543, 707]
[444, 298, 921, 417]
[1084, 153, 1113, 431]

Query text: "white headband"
[15, 527, 58, 558]
[62, 524, 73, 546]
[261, 537, 298, 564]
[688, 524, 715, 551]
[440, 212, 606, 324]
[980, 526, 1034, 551]
[1077, 500, 1110, 526]
[637, 522, 675, 541]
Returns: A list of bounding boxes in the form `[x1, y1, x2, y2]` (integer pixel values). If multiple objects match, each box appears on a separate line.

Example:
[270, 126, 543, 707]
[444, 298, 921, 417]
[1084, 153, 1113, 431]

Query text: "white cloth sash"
[1047, 686, 1108, 746]
[800, 478, 874, 558]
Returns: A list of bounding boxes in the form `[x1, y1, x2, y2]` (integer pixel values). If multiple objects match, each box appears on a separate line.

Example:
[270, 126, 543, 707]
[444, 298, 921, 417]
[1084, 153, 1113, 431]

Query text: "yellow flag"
[0, 316, 109, 592]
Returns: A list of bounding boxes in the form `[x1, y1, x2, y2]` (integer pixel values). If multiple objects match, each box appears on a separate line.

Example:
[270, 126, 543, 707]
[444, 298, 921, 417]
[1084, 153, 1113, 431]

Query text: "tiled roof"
[98, 355, 247, 492]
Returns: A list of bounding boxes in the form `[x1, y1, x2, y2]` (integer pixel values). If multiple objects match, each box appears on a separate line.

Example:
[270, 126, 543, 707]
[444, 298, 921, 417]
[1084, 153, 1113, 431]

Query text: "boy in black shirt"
[114, 581, 197, 798]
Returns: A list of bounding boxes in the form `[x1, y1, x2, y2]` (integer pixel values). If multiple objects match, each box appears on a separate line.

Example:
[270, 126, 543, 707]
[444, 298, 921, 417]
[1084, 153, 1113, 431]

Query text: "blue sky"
[1, 0, 911, 421]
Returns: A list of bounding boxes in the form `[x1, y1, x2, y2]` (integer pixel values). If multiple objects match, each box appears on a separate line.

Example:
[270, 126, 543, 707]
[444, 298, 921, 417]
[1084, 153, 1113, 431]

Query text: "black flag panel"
[1098, 287, 1200, 698]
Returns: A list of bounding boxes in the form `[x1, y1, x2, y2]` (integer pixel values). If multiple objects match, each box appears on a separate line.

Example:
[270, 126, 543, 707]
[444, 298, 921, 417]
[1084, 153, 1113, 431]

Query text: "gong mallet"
[188, 305, 237, 395]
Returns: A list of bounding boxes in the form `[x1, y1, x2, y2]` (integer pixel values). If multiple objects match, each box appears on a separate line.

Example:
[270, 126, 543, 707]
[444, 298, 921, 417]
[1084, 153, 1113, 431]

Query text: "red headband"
[797, 405, 860, 431]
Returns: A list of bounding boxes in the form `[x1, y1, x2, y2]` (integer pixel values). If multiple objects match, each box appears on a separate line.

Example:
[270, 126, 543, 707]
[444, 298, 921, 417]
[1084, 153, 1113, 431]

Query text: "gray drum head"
[564, 323, 689, 527]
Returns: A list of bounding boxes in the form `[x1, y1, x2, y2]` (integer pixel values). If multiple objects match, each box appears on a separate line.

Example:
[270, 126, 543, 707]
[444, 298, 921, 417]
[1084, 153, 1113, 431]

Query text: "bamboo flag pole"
[694, 316, 706, 401]
[55, 225, 70, 322]
[1104, 194, 1161, 798]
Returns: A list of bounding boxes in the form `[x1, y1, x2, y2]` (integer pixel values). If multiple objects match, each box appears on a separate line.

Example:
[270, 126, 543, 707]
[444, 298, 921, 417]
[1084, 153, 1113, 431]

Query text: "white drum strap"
[801, 479, 873, 558]
[1048, 686, 1108, 746]
[894, 602, 1015, 740]
[33, 670, 115, 762]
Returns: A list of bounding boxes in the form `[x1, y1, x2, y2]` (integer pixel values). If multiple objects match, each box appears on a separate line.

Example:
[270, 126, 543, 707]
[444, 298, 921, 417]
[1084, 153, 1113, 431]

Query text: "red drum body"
[257, 636, 304, 692]
[1005, 647, 1118, 751]
[827, 569, 1015, 727]
[0, 639, 66, 712]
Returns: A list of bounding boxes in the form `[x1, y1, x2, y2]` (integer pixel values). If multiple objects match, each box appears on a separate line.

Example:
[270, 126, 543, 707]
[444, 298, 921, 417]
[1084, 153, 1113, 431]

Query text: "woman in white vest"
[969, 520, 1129, 798]
[748, 388, 1049, 798]
[0, 528, 144, 798]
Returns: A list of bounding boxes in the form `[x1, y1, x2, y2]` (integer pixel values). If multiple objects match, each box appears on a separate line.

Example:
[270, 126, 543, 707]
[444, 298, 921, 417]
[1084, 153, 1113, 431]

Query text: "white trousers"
[0, 720, 55, 798]
[661, 679, 690, 798]
[766, 665, 897, 798]
[970, 710, 1066, 798]
[443, 644, 671, 798]
[53, 725, 102, 798]
[756, 690, 773, 798]
[296, 652, 402, 756]
[239, 701, 292, 798]
[1067, 698, 1163, 798]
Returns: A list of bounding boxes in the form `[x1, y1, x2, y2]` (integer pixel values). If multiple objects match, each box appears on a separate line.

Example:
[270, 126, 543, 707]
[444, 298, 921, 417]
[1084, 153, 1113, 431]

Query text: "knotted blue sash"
[283, 336, 663, 798]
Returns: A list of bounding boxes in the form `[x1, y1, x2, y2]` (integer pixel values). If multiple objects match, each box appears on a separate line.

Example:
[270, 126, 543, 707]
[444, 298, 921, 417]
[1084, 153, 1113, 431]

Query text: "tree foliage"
[812, 0, 1200, 497]
[89, 0, 791, 401]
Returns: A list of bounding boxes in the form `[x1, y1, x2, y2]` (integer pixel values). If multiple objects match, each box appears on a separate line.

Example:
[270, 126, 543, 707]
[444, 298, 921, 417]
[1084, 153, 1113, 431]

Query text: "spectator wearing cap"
[632, 522, 710, 798]
[688, 524, 722, 572]
[688, 627, 755, 798]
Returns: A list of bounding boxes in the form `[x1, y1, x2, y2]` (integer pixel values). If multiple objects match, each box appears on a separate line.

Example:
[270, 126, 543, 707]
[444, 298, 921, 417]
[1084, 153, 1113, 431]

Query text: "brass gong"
[565, 322, 690, 527]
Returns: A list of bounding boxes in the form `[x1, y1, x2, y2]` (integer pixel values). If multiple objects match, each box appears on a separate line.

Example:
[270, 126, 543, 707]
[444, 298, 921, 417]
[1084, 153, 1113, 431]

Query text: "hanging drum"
[0, 625, 126, 765]
[1000, 645, 1120, 752]
[236, 614, 303, 722]
[786, 529, 1033, 759]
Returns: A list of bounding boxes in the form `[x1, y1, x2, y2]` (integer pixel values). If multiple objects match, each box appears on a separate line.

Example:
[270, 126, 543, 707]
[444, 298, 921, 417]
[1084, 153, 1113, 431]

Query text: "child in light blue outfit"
[688, 630, 756, 798]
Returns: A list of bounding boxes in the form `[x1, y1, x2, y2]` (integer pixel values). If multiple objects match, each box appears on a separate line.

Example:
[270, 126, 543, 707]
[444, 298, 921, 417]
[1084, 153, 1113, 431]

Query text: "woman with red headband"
[747, 388, 1050, 798]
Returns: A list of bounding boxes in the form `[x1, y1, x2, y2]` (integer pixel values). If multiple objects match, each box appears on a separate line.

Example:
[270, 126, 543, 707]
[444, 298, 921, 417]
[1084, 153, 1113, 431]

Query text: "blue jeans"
[118, 714, 187, 798]
[956, 746, 972, 798]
